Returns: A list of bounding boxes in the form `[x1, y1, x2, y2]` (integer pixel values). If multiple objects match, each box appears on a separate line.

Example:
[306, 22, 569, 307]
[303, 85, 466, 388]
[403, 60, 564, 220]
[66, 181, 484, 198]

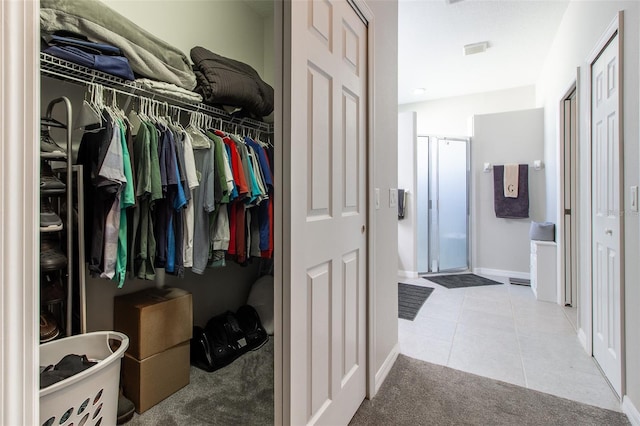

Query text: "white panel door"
[288, 1, 368, 425]
[591, 32, 622, 396]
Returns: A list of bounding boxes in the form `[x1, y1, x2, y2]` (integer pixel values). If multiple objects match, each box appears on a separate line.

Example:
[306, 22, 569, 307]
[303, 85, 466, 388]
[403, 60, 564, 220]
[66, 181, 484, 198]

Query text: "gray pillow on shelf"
[530, 221, 555, 241]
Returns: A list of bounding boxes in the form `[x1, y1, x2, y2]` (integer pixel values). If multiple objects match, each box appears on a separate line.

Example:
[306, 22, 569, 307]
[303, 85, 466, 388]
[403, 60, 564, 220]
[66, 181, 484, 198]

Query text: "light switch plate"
[389, 189, 397, 208]
[631, 186, 638, 212]
[375, 188, 380, 209]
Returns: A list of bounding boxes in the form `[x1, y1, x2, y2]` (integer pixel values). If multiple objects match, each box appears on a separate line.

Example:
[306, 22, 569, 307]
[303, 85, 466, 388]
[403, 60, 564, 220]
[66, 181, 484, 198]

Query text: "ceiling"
[398, 0, 570, 104]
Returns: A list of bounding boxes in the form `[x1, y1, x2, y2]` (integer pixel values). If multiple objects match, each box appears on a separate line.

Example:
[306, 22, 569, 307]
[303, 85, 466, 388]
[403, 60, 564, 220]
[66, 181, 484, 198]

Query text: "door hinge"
[564, 209, 571, 215]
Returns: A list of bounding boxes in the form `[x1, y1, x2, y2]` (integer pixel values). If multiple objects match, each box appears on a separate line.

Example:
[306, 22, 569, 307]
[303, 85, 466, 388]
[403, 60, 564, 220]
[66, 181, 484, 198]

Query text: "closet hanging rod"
[40, 52, 274, 134]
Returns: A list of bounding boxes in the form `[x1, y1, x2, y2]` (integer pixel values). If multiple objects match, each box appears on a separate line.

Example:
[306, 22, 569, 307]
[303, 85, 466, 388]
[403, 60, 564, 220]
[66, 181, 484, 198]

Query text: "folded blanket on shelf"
[191, 46, 274, 118]
[135, 78, 203, 103]
[40, 0, 196, 90]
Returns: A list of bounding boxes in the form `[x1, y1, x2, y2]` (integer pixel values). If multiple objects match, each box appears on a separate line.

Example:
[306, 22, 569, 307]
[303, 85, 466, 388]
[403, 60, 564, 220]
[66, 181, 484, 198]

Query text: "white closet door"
[591, 28, 622, 397]
[286, 0, 368, 424]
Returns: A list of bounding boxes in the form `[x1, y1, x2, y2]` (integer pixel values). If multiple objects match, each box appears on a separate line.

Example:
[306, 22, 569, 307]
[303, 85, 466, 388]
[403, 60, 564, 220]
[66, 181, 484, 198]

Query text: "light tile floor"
[398, 274, 621, 412]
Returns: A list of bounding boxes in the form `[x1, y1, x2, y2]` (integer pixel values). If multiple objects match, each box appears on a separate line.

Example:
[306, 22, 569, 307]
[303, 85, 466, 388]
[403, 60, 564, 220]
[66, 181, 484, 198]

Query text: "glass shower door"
[431, 138, 469, 272]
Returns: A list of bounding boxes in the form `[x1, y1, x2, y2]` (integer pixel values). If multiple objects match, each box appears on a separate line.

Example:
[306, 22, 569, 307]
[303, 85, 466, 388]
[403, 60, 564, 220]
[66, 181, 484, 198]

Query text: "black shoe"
[40, 248, 67, 272]
[40, 198, 63, 232]
[40, 162, 66, 196]
[40, 129, 67, 159]
[41, 273, 65, 304]
[40, 234, 60, 251]
[40, 310, 60, 343]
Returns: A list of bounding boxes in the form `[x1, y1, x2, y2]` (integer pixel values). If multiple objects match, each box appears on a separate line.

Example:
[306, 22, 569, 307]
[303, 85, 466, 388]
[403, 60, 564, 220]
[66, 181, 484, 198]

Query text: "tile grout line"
[446, 288, 467, 367]
[509, 282, 530, 389]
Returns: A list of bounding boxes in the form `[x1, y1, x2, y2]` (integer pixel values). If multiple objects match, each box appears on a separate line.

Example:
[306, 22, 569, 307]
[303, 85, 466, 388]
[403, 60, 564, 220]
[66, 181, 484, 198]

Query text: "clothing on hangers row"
[77, 87, 274, 287]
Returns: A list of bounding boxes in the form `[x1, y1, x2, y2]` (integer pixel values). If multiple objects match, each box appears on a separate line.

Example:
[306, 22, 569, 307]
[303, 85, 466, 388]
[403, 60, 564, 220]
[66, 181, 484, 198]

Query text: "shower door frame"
[418, 135, 471, 275]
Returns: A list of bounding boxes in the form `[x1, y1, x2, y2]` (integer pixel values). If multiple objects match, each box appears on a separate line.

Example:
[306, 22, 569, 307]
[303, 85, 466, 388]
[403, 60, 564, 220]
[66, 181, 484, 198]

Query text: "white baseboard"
[623, 396, 640, 426]
[398, 270, 419, 279]
[374, 343, 399, 395]
[473, 268, 530, 280]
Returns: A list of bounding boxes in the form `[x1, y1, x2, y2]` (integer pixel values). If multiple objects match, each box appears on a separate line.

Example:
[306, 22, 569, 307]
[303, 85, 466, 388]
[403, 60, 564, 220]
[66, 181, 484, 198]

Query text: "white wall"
[535, 0, 640, 413]
[368, 0, 400, 393]
[397, 112, 417, 277]
[102, 0, 271, 84]
[399, 85, 536, 137]
[472, 109, 545, 277]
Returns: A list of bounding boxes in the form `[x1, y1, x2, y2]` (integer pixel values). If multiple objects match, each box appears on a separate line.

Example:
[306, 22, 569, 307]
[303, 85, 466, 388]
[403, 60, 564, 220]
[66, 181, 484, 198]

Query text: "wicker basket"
[40, 331, 129, 426]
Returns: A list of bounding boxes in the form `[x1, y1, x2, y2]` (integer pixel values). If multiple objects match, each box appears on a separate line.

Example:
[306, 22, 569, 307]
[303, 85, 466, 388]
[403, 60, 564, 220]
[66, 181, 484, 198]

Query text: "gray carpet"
[128, 339, 274, 426]
[424, 273, 502, 289]
[350, 354, 629, 426]
[125, 341, 629, 426]
[398, 283, 434, 320]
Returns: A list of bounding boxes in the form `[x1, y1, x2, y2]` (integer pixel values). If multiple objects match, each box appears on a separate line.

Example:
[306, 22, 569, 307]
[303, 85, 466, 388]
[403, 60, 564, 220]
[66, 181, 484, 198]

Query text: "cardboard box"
[114, 287, 193, 359]
[122, 341, 191, 414]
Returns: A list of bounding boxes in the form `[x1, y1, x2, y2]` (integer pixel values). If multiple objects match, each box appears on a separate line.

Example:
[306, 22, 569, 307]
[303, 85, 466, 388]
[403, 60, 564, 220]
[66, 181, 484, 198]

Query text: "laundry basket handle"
[105, 331, 129, 357]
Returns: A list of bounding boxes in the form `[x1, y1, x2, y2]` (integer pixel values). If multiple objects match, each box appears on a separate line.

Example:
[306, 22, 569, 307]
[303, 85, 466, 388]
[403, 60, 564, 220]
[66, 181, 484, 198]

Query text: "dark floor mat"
[398, 283, 434, 320]
[423, 273, 502, 289]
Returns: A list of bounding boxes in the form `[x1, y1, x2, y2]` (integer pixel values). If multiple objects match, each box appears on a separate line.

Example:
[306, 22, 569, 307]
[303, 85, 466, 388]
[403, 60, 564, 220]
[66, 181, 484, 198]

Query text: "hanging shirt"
[100, 116, 126, 280]
[246, 137, 274, 252]
[182, 132, 199, 268]
[77, 114, 117, 277]
[192, 141, 216, 274]
[167, 129, 187, 276]
[130, 122, 156, 280]
[114, 120, 135, 287]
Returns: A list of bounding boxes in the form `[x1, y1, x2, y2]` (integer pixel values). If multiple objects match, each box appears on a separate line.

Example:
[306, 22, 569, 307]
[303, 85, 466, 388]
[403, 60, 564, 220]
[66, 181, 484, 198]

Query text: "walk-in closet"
[39, 1, 277, 424]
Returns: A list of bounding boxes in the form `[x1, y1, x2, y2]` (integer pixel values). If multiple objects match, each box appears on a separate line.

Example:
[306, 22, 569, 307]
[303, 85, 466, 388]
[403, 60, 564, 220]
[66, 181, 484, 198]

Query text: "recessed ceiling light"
[413, 88, 427, 95]
[463, 41, 489, 56]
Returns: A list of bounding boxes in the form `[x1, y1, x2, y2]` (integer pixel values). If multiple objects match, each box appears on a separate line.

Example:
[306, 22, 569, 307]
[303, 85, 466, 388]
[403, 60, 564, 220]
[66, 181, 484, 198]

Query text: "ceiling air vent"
[463, 41, 489, 56]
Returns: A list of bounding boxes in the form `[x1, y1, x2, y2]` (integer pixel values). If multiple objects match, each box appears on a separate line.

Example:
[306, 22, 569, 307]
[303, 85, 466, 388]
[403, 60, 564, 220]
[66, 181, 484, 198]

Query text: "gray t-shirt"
[191, 140, 216, 274]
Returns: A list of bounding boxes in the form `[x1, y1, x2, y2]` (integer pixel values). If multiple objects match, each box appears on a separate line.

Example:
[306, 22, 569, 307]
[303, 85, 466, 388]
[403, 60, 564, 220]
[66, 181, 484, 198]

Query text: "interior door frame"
[558, 77, 579, 308]
[0, 1, 41, 423]
[585, 10, 625, 397]
[277, 1, 376, 424]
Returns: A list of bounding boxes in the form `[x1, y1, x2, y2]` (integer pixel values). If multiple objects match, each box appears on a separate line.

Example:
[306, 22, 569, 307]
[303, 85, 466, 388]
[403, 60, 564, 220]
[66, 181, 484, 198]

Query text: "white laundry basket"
[40, 331, 129, 426]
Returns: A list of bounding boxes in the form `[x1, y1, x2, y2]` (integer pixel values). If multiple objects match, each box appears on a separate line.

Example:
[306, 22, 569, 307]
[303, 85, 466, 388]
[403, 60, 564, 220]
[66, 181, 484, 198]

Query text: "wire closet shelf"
[40, 52, 274, 135]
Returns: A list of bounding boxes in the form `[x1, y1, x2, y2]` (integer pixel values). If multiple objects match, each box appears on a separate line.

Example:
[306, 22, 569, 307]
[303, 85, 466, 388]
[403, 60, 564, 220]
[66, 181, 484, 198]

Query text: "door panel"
[591, 32, 621, 396]
[289, 1, 368, 424]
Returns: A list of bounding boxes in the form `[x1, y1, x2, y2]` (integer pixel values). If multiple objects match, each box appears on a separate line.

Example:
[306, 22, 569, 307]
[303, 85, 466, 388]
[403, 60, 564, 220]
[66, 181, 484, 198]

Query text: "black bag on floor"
[190, 305, 268, 372]
[236, 305, 268, 350]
